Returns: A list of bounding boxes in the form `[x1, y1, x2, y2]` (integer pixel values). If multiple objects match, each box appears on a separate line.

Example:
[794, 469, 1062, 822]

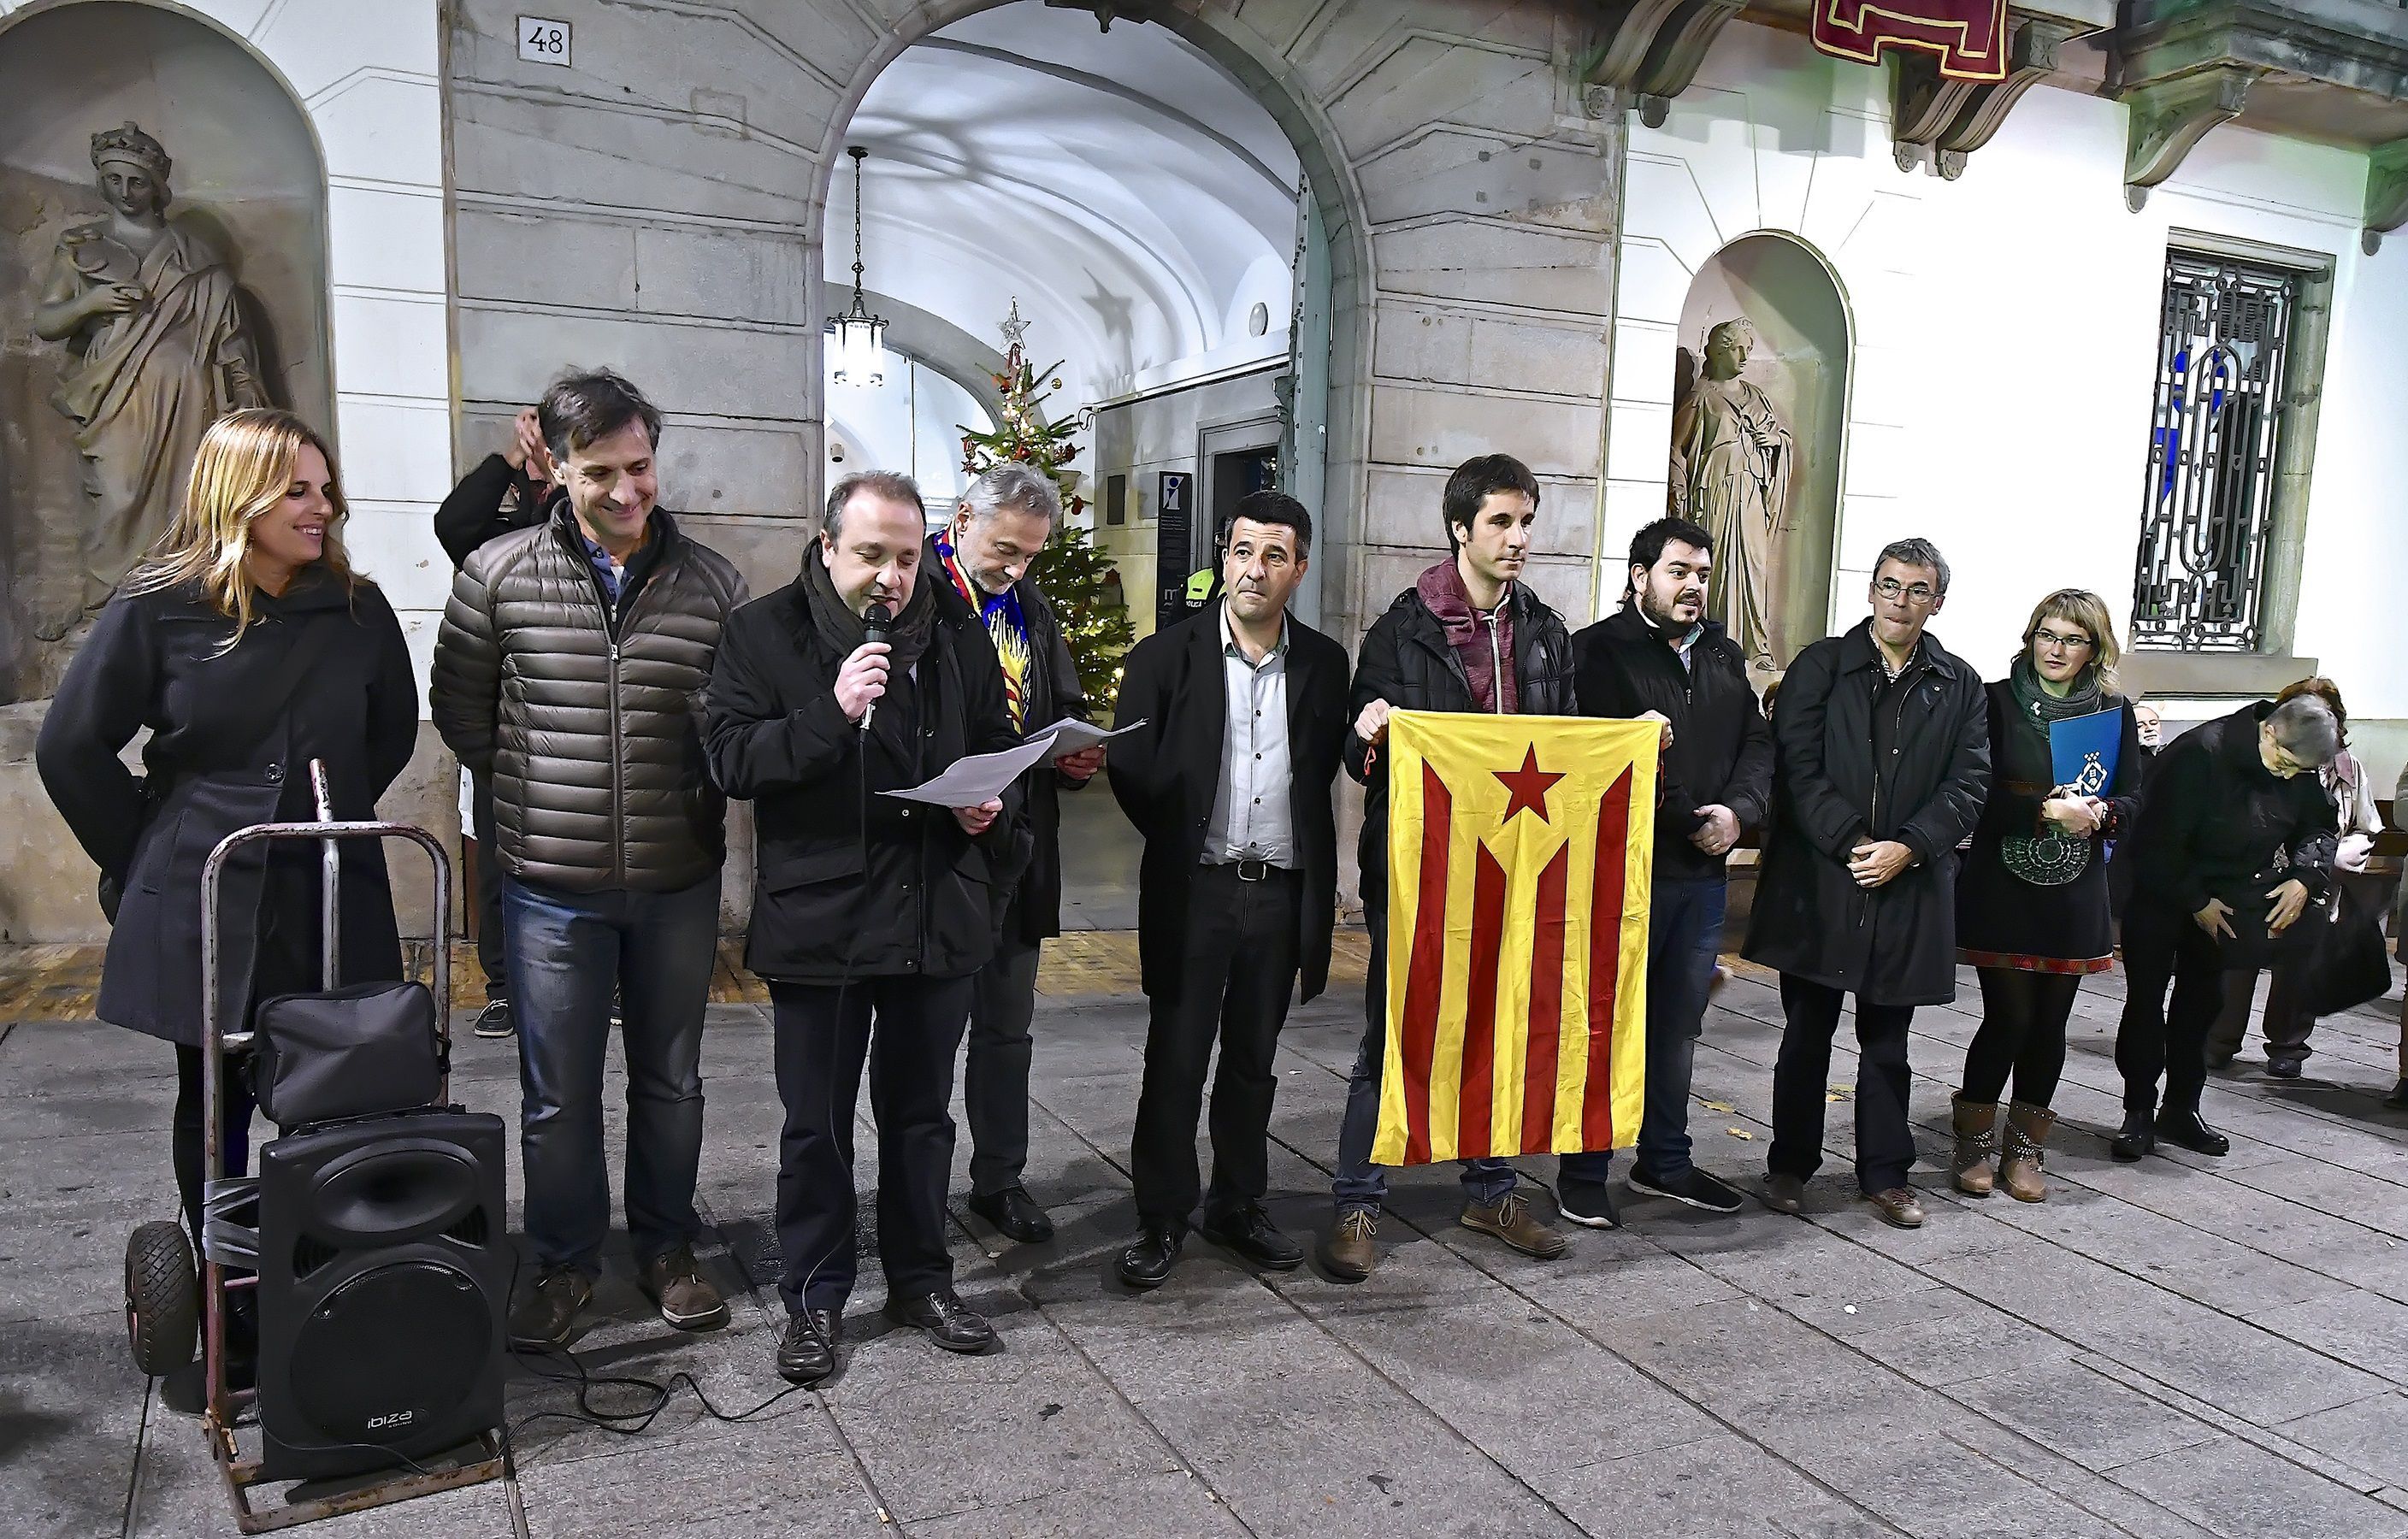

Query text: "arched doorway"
[1673, 233, 1852, 680]
[0, 0, 332, 701]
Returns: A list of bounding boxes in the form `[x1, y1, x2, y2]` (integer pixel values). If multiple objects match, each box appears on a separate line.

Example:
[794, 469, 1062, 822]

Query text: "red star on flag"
[1493, 746, 1564, 824]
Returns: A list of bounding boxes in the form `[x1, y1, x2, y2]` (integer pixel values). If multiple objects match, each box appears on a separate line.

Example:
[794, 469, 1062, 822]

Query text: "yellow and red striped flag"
[1373, 711, 1658, 1165]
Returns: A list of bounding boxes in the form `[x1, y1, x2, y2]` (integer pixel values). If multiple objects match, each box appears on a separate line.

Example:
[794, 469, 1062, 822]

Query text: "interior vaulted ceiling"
[833, 2, 1302, 407]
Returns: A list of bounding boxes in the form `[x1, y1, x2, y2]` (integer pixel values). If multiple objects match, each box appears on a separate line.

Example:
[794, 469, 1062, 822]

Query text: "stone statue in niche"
[1667, 318, 1791, 674]
[29, 121, 267, 634]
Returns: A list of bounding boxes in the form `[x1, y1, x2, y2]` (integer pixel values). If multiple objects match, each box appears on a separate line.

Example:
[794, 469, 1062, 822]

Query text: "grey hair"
[2266, 694, 2341, 766]
[823, 469, 924, 540]
[959, 463, 1061, 534]
[1874, 537, 1951, 595]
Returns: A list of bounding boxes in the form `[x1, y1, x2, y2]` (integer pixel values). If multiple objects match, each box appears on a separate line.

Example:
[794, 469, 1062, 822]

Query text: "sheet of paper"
[1028, 716, 1146, 756]
[879, 731, 1060, 806]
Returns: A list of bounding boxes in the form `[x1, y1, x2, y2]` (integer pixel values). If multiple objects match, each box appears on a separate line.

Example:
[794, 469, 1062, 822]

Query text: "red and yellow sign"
[1813, 0, 2008, 82]
[1374, 711, 1658, 1165]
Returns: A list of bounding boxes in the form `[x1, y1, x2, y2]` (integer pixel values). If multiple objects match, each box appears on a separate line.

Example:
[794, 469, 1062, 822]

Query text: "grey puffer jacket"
[430, 506, 748, 893]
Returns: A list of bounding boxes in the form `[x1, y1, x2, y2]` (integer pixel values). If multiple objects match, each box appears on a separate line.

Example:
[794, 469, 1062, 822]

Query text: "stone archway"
[1673, 231, 1853, 675]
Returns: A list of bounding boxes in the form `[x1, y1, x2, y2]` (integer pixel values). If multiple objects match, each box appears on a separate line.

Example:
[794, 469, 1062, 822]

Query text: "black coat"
[1954, 685, 2144, 965]
[37, 572, 418, 1046]
[1571, 607, 1772, 882]
[924, 535, 1091, 946]
[2120, 701, 2338, 965]
[1107, 603, 1349, 1002]
[703, 574, 1024, 982]
[433, 452, 551, 569]
[1741, 621, 1992, 1005]
[1345, 581, 1576, 902]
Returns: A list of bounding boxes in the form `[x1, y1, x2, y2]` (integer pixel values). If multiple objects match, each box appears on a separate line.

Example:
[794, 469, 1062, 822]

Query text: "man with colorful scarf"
[929, 464, 1103, 1245]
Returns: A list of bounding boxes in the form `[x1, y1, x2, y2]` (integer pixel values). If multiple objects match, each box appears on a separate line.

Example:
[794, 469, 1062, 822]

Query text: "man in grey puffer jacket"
[432, 369, 748, 1351]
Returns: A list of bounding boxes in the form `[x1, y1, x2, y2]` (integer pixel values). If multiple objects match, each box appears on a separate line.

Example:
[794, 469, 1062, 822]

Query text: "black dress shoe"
[967, 1188, 1055, 1244]
[2265, 1055, 2304, 1081]
[1199, 1203, 1304, 1271]
[1115, 1224, 1183, 1289]
[2110, 1109, 2155, 1162]
[883, 1289, 995, 1353]
[776, 1308, 840, 1384]
[2155, 1107, 2229, 1156]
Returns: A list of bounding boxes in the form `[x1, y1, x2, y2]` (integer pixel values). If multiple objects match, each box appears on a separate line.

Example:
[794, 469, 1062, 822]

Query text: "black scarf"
[801, 541, 935, 673]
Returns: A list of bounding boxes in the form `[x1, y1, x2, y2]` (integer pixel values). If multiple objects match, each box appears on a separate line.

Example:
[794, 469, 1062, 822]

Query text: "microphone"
[859, 601, 892, 733]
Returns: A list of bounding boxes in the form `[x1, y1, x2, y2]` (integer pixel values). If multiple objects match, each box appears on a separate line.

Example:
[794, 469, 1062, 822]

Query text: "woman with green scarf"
[1950, 590, 2145, 1201]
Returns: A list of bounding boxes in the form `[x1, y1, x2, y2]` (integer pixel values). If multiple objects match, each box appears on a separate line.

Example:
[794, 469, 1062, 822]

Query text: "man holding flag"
[1745, 539, 1990, 1229]
[1319, 454, 1578, 1282]
[1555, 517, 1771, 1228]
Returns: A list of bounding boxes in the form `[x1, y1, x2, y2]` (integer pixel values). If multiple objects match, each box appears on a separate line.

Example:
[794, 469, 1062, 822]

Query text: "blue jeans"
[1332, 890, 1517, 1214]
[503, 873, 722, 1274]
[1561, 876, 1727, 1186]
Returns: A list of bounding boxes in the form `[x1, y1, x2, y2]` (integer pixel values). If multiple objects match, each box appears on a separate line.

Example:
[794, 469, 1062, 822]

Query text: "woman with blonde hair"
[1949, 589, 2145, 1200]
[37, 408, 416, 1292]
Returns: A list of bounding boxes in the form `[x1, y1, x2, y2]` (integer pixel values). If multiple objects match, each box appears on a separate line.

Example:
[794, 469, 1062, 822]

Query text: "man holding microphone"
[705, 470, 1024, 1385]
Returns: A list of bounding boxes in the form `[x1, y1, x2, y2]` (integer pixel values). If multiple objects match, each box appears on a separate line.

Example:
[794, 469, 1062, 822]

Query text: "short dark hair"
[1222, 489, 1312, 552]
[539, 369, 663, 464]
[1629, 516, 1713, 573]
[824, 469, 925, 540]
[1442, 455, 1540, 548]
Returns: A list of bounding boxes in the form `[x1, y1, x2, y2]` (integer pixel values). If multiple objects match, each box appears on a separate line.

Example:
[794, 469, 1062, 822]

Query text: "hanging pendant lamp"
[831, 145, 888, 387]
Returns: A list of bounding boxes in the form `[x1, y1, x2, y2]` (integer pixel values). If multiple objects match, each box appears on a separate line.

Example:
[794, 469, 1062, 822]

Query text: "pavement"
[3, 795, 2406, 1536]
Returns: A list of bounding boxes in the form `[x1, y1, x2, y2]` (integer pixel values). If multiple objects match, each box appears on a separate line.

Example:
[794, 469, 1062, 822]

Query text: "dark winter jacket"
[429, 506, 748, 893]
[925, 534, 1091, 946]
[703, 563, 1024, 982]
[433, 452, 552, 569]
[37, 570, 418, 1046]
[1346, 575, 1576, 903]
[1571, 606, 1771, 882]
[1955, 684, 2144, 965]
[1107, 603, 1349, 1002]
[1741, 620, 1992, 1005]
[2120, 701, 2338, 964]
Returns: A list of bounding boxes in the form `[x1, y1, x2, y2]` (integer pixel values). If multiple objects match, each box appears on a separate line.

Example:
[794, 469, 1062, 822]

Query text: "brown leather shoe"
[1950, 1094, 1998, 1197]
[640, 1245, 730, 1331]
[1761, 1173, 1806, 1214]
[1862, 1187, 1926, 1229]
[1999, 1102, 2056, 1203]
[1316, 1209, 1378, 1282]
[1460, 1193, 1567, 1259]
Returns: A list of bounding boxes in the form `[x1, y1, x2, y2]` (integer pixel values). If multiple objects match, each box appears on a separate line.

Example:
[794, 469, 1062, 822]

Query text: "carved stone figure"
[30, 122, 265, 631]
[1668, 318, 1791, 672]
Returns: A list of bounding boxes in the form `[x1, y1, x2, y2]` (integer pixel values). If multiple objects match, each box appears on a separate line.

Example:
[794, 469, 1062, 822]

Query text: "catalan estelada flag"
[1374, 711, 1659, 1165]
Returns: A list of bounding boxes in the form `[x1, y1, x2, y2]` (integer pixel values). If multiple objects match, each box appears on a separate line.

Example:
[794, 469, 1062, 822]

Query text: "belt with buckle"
[1235, 857, 1272, 882]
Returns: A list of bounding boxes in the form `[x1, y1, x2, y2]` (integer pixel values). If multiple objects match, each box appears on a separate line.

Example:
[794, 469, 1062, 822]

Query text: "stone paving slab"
[3, 951, 2407, 1537]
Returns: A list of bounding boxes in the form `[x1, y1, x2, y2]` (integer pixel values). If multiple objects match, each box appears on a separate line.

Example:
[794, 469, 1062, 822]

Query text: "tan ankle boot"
[2000, 1102, 2056, 1202]
[1951, 1094, 1999, 1196]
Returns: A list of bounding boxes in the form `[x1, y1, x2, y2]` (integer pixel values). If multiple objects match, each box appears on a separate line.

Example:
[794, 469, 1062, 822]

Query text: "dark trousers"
[2115, 916, 2226, 1115]
[1962, 967, 2083, 1107]
[1561, 876, 1729, 1184]
[173, 1045, 256, 1248]
[469, 767, 506, 993]
[1130, 864, 1301, 1232]
[1768, 976, 1917, 1194]
[964, 940, 1042, 1199]
[2207, 964, 2317, 1066]
[769, 974, 973, 1314]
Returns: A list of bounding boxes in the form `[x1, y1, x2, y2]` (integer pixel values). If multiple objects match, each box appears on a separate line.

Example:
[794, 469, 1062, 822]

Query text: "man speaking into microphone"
[705, 470, 1024, 1385]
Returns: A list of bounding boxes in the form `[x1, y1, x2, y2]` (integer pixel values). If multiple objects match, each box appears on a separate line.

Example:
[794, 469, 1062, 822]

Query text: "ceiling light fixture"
[831, 144, 888, 387]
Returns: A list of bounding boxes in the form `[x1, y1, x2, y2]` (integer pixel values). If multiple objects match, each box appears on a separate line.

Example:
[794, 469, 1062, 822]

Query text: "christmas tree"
[959, 304, 1136, 708]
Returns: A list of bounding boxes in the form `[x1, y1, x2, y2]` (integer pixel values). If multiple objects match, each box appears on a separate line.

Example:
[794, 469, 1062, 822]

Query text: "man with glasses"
[2110, 693, 2340, 1161]
[1744, 540, 1991, 1228]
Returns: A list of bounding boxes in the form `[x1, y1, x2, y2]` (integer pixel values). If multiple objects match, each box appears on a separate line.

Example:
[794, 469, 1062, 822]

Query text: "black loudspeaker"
[252, 1110, 507, 1480]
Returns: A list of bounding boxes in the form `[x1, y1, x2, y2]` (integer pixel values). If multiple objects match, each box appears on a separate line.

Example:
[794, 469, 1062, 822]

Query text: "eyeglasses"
[1873, 578, 1938, 604]
[2031, 628, 2094, 654]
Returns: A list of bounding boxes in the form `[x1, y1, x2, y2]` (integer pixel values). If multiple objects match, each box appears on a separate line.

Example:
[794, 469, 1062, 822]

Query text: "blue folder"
[2049, 708, 2122, 797]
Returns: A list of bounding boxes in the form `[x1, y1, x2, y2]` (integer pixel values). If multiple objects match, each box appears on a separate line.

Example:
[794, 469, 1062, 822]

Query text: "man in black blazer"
[1107, 491, 1348, 1288]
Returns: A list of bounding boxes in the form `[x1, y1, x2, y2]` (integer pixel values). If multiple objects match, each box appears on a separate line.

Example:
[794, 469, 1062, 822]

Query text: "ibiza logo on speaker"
[365, 1408, 418, 1432]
